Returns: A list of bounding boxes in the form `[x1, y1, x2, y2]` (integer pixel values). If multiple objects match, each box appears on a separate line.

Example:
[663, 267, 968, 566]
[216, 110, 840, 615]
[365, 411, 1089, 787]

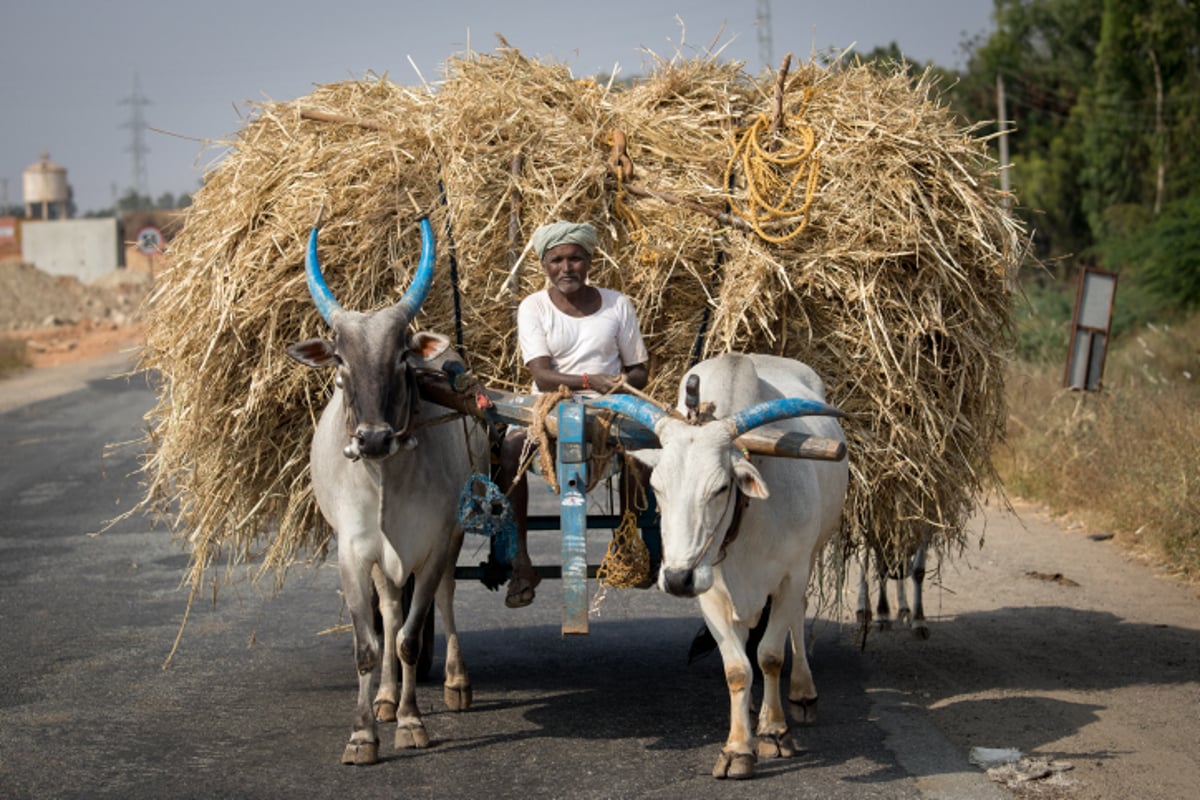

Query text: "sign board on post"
[135, 225, 164, 254]
[1064, 266, 1118, 391]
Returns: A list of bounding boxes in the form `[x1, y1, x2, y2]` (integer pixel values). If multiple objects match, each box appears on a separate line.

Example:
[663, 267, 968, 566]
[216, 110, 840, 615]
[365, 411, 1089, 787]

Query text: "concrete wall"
[20, 218, 120, 282]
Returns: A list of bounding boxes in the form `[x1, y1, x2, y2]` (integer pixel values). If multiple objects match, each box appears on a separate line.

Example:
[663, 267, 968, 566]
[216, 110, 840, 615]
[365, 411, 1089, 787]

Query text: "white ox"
[286, 217, 486, 765]
[593, 353, 849, 780]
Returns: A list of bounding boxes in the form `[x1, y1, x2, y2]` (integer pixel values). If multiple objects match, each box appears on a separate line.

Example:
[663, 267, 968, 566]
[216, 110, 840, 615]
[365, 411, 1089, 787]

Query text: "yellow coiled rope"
[724, 87, 820, 244]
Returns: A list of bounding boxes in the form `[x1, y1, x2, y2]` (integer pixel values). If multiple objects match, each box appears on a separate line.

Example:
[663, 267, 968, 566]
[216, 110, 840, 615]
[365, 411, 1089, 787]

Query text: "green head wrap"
[530, 221, 597, 259]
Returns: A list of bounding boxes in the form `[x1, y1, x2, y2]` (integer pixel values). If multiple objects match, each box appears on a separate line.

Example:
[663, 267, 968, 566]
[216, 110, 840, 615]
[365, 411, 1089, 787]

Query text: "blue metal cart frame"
[434, 380, 662, 635]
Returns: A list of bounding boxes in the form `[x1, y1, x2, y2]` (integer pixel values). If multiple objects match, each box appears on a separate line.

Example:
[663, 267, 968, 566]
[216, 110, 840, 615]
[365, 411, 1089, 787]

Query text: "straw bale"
[134, 44, 1023, 594]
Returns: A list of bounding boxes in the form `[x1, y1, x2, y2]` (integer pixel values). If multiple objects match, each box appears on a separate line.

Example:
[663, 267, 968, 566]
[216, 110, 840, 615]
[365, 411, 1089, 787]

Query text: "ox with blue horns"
[592, 353, 849, 779]
[286, 216, 487, 765]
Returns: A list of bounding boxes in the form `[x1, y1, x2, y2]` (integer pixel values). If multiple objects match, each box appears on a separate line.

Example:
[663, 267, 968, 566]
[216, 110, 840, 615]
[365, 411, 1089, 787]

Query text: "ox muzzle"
[660, 565, 713, 598]
[342, 423, 418, 461]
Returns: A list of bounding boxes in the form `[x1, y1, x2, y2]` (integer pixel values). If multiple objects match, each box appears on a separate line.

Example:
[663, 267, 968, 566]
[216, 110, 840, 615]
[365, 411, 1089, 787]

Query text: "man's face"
[542, 243, 591, 296]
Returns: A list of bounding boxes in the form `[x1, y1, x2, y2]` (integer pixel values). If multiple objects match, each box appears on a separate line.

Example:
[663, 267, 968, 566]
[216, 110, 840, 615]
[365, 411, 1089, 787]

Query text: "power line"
[756, 0, 774, 74]
[119, 72, 152, 203]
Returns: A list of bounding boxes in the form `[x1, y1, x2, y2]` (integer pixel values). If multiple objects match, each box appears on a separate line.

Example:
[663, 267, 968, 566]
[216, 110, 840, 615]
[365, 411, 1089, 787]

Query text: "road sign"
[1064, 265, 1118, 391]
[135, 225, 163, 254]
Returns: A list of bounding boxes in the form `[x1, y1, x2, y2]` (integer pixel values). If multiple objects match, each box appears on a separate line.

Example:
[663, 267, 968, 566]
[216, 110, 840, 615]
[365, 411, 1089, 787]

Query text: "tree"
[117, 188, 152, 212]
[949, 0, 1200, 270]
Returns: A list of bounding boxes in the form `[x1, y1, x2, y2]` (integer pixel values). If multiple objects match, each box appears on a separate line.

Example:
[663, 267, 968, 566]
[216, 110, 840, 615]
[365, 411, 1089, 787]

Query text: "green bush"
[1102, 192, 1200, 312]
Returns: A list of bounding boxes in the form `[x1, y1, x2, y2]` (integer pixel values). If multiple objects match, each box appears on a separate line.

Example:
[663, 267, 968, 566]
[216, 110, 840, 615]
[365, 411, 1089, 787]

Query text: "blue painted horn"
[305, 227, 343, 325]
[725, 397, 845, 437]
[304, 216, 436, 326]
[394, 216, 436, 320]
[589, 395, 670, 434]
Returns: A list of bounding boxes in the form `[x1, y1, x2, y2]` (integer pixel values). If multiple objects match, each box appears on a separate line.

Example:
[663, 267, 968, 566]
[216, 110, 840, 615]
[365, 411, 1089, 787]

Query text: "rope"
[436, 175, 466, 354]
[724, 87, 820, 244]
[607, 129, 654, 268]
[585, 407, 619, 492]
[522, 386, 573, 493]
[596, 454, 651, 588]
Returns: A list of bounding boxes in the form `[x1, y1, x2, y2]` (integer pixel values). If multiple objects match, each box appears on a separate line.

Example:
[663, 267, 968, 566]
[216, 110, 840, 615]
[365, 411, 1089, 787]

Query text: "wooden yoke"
[416, 368, 846, 462]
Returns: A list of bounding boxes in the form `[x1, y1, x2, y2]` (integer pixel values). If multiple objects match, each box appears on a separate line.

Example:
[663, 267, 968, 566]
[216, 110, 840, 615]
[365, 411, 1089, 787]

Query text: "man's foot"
[505, 569, 540, 608]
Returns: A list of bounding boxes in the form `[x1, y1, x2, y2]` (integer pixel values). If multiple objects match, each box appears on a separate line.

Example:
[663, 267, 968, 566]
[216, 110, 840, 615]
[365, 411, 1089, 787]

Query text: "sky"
[1, 1, 995, 216]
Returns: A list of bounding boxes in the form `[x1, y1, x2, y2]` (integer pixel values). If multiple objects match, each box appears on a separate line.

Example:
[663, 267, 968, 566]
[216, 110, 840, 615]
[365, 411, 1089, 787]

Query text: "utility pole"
[996, 72, 1017, 290]
[996, 72, 1011, 205]
[119, 72, 152, 207]
[756, 0, 774, 74]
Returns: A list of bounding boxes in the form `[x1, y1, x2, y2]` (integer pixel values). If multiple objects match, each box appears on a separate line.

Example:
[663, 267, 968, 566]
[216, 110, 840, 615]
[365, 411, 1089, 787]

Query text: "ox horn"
[589, 395, 671, 435]
[725, 397, 845, 437]
[304, 216, 436, 326]
[393, 216, 436, 320]
[305, 227, 344, 325]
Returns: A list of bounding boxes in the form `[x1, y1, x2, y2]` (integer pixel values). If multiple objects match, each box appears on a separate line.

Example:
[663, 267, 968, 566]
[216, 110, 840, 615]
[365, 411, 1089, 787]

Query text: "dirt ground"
[860, 498, 1200, 799]
[2, 260, 1197, 799]
[8, 319, 145, 368]
[0, 259, 149, 370]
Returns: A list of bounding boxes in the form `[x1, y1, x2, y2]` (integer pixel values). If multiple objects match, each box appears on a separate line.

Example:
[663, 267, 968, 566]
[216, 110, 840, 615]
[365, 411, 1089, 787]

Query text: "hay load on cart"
[134, 43, 1024, 598]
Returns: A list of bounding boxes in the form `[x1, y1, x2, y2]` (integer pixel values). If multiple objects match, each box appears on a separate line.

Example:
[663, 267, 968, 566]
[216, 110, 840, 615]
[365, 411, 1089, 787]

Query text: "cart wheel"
[400, 576, 436, 681]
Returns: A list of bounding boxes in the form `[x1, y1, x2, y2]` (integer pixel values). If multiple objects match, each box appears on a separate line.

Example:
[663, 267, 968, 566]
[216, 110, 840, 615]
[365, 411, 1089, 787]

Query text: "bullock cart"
[130, 46, 1020, 774]
[416, 366, 846, 635]
[134, 47, 1022, 677]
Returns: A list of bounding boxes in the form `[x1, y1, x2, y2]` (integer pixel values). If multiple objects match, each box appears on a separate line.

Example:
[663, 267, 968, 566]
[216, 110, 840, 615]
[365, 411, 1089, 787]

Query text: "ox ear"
[286, 338, 338, 369]
[408, 331, 452, 363]
[732, 455, 770, 500]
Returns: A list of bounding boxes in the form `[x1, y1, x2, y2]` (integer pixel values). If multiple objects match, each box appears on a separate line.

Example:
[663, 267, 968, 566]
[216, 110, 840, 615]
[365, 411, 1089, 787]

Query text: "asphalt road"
[0, 358, 1013, 799]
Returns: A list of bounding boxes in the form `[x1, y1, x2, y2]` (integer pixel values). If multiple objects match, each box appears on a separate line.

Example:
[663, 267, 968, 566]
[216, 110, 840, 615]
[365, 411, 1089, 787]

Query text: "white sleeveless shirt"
[517, 287, 649, 395]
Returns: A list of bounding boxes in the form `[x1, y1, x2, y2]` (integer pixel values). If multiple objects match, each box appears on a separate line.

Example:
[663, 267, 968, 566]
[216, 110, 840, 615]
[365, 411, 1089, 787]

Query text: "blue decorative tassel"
[456, 473, 517, 563]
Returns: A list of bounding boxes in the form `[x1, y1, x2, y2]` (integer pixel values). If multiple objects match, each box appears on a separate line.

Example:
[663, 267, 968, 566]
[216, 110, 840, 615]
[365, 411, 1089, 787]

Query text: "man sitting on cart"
[497, 220, 650, 608]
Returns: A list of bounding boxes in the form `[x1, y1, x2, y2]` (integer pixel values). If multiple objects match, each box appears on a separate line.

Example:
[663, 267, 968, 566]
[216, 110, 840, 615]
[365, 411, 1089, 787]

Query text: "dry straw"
[134, 43, 1023, 598]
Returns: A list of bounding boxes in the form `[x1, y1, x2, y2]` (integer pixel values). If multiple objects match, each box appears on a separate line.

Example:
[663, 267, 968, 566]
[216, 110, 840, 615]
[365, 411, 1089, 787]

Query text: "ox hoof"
[756, 732, 796, 759]
[790, 696, 819, 724]
[912, 623, 931, 641]
[373, 699, 397, 723]
[394, 724, 430, 750]
[340, 739, 379, 766]
[444, 684, 473, 711]
[712, 750, 756, 780]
